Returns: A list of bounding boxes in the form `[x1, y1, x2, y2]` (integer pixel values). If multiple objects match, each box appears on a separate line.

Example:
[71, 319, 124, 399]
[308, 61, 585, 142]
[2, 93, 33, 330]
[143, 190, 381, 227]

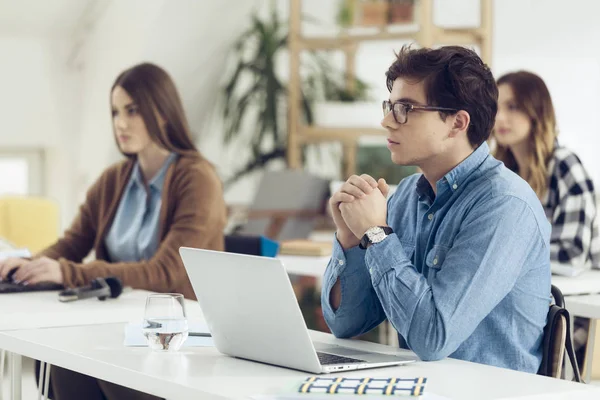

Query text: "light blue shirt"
[321, 142, 551, 373]
[105, 153, 178, 262]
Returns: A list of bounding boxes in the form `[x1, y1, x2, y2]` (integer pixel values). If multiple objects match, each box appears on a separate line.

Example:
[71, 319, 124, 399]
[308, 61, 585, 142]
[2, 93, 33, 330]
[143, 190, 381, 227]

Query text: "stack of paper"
[123, 321, 214, 347]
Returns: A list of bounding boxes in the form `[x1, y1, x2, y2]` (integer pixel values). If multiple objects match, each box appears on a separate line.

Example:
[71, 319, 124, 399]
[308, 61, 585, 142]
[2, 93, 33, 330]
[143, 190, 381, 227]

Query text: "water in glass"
[142, 293, 188, 351]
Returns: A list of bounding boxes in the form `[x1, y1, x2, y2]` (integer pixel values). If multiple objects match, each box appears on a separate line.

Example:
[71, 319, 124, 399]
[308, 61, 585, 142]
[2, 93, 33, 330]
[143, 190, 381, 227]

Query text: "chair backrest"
[0, 196, 59, 253]
[238, 170, 330, 241]
[538, 285, 582, 382]
[224, 234, 279, 257]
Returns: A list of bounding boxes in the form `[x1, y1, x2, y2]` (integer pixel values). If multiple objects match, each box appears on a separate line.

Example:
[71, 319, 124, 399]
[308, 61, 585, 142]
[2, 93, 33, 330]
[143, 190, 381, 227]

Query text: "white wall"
[0, 37, 63, 147]
[493, 0, 600, 184]
[296, 0, 600, 184]
[3, 0, 600, 225]
[73, 0, 257, 212]
[0, 36, 80, 227]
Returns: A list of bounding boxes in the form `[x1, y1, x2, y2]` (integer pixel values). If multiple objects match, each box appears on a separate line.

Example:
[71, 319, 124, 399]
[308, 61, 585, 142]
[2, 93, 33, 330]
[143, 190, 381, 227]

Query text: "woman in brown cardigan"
[0, 63, 227, 400]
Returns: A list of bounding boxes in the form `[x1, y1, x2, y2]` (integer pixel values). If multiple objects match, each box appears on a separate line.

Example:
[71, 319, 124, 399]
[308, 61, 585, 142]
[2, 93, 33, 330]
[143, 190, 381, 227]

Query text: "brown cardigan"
[38, 154, 227, 299]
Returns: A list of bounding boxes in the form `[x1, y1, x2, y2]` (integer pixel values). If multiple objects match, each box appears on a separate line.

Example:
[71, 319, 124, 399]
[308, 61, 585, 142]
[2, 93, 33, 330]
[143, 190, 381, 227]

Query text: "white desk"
[564, 294, 600, 383]
[552, 270, 600, 296]
[0, 290, 203, 331]
[0, 290, 203, 400]
[277, 257, 600, 289]
[0, 323, 598, 400]
[278, 254, 330, 278]
[566, 295, 600, 320]
[551, 270, 600, 383]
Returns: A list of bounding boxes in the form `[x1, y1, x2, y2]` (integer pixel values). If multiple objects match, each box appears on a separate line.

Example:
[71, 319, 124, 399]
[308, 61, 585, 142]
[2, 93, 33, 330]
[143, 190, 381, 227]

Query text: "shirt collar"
[131, 152, 178, 192]
[442, 141, 490, 190]
[415, 141, 490, 201]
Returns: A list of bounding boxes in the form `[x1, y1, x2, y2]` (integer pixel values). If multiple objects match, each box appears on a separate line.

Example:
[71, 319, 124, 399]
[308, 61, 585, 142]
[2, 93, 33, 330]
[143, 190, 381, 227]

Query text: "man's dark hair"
[385, 45, 498, 147]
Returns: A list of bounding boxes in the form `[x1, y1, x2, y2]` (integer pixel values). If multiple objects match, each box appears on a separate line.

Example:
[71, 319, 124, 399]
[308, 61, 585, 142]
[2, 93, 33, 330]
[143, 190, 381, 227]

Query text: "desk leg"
[9, 353, 21, 400]
[37, 362, 45, 400]
[1, 349, 6, 400]
[42, 364, 51, 400]
[583, 319, 597, 383]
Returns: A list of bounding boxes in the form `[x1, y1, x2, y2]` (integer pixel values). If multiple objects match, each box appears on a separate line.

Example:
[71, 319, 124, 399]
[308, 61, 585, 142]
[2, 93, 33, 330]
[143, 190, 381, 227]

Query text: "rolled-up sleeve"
[321, 236, 386, 338]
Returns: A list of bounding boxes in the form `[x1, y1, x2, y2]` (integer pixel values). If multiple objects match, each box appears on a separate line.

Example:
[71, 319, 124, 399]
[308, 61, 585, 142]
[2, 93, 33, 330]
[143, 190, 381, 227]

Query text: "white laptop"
[179, 247, 417, 374]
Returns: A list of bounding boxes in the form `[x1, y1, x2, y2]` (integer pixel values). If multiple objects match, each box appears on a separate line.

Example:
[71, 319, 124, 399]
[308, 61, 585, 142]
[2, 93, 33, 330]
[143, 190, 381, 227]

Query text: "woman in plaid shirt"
[492, 70, 600, 367]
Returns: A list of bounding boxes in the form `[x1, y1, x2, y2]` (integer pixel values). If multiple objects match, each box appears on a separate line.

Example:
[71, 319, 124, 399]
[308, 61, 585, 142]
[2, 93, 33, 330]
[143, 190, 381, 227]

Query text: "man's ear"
[448, 110, 470, 138]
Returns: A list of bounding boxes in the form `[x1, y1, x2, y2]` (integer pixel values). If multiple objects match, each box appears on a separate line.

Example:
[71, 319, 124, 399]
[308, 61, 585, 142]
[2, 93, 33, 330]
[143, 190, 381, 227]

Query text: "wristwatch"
[359, 226, 393, 249]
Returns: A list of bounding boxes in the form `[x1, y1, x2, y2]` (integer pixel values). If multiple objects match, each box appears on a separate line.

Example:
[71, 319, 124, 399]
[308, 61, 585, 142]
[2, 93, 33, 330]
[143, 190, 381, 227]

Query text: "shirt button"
[369, 268, 373, 274]
[433, 257, 439, 265]
[338, 260, 344, 266]
[452, 183, 458, 190]
[428, 213, 434, 220]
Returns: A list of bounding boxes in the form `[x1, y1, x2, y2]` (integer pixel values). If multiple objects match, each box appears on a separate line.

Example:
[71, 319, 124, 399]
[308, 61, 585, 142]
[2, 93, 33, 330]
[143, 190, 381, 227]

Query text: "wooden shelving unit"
[287, 0, 493, 178]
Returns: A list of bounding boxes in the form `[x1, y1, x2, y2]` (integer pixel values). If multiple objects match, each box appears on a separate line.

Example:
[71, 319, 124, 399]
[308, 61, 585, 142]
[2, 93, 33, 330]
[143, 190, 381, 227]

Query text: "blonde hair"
[493, 71, 557, 199]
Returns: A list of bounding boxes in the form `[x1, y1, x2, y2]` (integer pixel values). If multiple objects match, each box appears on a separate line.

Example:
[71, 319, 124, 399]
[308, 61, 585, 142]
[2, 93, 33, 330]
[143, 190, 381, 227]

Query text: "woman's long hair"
[111, 63, 199, 158]
[493, 71, 557, 199]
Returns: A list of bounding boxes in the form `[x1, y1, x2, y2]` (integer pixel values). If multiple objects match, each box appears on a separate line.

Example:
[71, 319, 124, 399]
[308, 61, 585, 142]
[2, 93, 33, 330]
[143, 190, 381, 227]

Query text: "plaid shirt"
[542, 146, 600, 268]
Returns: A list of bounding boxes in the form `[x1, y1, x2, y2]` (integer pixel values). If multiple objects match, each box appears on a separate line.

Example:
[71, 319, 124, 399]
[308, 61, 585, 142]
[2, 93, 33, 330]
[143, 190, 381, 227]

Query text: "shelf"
[287, 0, 493, 177]
[298, 27, 484, 50]
[299, 28, 419, 50]
[299, 126, 387, 144]
[436, 28, 486, 44]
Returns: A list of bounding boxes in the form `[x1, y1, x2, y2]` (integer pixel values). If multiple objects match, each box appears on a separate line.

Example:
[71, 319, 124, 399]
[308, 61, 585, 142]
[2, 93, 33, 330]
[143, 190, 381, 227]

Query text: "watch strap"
[359, 226, 393, 249]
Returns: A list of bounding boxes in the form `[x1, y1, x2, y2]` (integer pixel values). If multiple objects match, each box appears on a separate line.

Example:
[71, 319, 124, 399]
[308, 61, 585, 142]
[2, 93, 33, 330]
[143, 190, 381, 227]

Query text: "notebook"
[296, 377, 427, 396]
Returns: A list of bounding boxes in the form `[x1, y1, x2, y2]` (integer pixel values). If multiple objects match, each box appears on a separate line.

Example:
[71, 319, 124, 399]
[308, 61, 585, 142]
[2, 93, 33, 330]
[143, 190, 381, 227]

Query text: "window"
[0, 149, 44, 196]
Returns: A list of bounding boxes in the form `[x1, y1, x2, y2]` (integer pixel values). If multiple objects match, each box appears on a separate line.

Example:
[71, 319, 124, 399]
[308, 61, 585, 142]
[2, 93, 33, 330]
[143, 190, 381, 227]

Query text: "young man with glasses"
[322, 45, 551, 373]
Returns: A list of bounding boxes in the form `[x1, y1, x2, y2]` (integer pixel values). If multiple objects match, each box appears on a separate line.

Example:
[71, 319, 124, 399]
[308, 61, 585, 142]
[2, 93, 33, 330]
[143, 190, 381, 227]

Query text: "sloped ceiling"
[0, 0, 100, 36]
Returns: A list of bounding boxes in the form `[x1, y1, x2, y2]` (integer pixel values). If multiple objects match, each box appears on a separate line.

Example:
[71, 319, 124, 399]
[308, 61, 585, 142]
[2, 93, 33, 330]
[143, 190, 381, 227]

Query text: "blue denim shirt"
[321, 142, 551, 373]
[105, 153, 178, 262]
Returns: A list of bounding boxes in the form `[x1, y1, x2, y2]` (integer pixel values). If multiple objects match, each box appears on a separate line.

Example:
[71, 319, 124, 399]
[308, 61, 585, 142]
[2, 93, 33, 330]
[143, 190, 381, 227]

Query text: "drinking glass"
[142, 293, 188, 351]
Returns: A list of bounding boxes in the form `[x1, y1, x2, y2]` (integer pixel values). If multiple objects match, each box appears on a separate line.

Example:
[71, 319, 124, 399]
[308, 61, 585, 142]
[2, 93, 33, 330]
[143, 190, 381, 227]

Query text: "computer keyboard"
[317, 352, 365, 365]
[0, 281, 63, 294]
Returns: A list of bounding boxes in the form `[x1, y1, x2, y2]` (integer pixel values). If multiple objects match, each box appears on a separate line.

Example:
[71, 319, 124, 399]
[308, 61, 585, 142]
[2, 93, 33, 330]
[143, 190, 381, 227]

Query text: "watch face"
[366, 227, 386, 243]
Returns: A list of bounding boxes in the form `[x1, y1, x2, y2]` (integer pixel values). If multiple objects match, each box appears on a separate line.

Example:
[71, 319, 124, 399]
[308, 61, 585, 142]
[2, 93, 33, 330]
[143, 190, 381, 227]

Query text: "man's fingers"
[378, 178, 390, 197]
[341, 182, 369, 199]
[347, 175, 374, 194]
[331, 192, 356, 204]
[360, 174, 378, 188]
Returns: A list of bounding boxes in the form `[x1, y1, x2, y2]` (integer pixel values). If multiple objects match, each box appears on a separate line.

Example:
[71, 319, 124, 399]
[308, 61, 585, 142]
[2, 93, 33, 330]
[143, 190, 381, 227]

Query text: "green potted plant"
[221, 7, 372, 186]
[336, 0, 356, 28]
[304, 53, 378, 129]
[221, 7, 315, 186]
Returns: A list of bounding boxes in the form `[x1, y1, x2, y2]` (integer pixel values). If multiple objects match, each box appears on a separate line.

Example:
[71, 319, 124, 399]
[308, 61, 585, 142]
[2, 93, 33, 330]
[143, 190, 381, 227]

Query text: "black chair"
[538, 285, 582, 382]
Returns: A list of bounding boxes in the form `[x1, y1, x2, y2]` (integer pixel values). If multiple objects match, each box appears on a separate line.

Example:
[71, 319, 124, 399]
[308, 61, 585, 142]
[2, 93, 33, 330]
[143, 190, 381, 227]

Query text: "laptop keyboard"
[317, 352, 365, 365]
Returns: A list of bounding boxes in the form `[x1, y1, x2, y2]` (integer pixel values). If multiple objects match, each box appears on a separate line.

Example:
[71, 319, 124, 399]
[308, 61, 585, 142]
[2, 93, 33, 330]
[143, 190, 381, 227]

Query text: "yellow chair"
[0, 196, 59, 253]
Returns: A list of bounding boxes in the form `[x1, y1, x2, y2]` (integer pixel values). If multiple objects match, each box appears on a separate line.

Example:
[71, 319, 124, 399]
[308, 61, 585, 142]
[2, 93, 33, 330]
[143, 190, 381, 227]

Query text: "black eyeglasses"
[382, 100, 458, 124]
